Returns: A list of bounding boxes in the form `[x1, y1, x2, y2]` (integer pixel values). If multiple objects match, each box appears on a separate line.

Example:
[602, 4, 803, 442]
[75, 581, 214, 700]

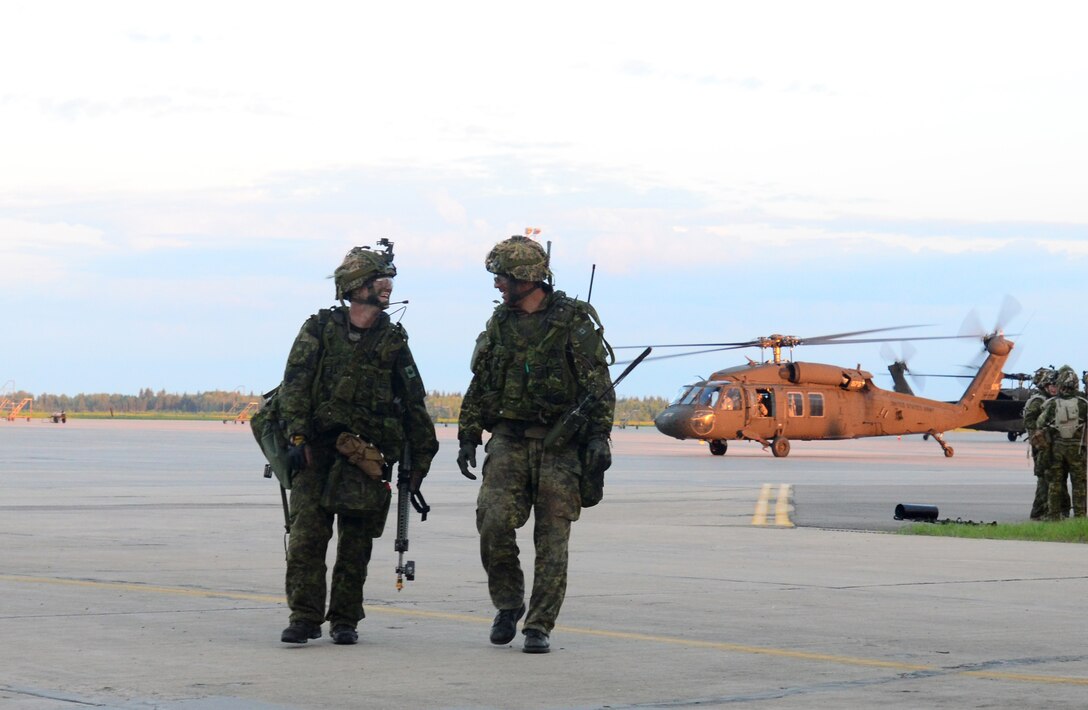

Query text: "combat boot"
[280, 620, 322, 644]
[522, 628, 550, 654]
[331, 624, 358, 645]
[489, 604, 525, 645]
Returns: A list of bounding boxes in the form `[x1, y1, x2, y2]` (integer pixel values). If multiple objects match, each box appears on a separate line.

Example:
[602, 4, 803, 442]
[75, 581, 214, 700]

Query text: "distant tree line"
[11, 389, 669, 422]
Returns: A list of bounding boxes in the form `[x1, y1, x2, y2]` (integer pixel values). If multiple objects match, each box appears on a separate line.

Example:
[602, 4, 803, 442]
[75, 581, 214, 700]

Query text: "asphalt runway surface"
[2, 419, 1086, 709]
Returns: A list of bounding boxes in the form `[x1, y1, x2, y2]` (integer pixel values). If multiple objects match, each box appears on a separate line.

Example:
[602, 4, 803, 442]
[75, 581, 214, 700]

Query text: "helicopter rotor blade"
[612, 340, 757, 350]
[612, 344, 752, 366]
[614, 324, 932, 351]
[995, 294, 1022, 333]
[817, 334, 980, 345]
[958, 308, 985, 338]
[800, 324, 930, 345]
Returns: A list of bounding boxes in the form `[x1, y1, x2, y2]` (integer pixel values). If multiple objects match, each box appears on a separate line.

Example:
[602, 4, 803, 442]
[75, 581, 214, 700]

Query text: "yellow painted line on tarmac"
[753, 483, 793, 527]
[5, 574, 1088, 686]
[774, 483, 795, 527]
[751, 483, 771, 525]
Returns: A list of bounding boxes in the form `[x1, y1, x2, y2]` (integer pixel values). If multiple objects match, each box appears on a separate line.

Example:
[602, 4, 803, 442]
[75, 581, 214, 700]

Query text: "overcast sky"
[2, 1, 1086, 403]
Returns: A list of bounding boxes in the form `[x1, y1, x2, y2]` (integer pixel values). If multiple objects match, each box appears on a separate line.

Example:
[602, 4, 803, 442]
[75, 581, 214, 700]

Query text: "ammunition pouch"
[321, 454, 393, 536]
[335, 432, 386, 480]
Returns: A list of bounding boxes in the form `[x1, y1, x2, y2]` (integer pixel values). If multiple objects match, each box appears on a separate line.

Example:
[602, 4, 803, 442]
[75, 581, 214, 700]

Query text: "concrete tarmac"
[2, 420, 1086, 709]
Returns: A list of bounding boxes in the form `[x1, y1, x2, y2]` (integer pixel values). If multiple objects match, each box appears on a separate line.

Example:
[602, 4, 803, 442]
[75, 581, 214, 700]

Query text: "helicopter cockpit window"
[787, 392, 804, 417]
[808, 393, 825, 417]
[720, 387, 742, 411]
[671, 386, 695, 406]
[696, 387, 719, 408]
[679, 387, 703, 405]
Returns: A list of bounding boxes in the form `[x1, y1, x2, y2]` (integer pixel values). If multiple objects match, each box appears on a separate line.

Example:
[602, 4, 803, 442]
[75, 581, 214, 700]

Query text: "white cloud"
[2, 1, 1086, 223]
[0, 217, 108, 249]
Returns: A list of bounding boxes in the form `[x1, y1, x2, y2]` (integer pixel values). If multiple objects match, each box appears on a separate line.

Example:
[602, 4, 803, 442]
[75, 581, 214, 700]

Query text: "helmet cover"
[334, 246, 396, 300]
[484, 236, 552, 282]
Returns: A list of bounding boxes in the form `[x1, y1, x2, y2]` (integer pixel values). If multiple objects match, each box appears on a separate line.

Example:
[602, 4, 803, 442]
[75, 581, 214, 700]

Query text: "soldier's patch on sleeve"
[404, 364, 418, 380]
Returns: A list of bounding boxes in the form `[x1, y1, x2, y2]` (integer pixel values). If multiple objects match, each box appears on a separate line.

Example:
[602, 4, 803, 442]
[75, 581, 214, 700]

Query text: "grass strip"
[900, 516, 1088, 543]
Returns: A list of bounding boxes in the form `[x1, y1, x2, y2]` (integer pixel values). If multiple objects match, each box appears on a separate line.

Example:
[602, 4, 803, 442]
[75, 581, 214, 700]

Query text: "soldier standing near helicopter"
[277, 244, 438, 645]
[1023, 368, 1062, 519]
[1037, 366, 1088, 520]
[457, 235, 614, 654]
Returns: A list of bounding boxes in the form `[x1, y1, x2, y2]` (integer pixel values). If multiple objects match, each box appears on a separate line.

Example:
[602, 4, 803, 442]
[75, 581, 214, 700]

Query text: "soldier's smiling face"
[351, 277, 393, 307]
[493, 274, 534, 305]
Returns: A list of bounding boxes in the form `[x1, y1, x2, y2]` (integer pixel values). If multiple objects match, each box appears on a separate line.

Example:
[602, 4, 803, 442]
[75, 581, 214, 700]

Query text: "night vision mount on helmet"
[485, 235, 553, 283]
[334, 239, 398, 301]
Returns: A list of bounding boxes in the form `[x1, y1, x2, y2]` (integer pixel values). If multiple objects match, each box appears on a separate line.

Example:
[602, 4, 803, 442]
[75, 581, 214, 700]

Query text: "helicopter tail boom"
[954, 334, 1014, 413]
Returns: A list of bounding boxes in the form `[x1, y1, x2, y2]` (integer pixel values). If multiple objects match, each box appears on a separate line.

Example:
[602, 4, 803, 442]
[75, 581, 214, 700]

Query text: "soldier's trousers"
[285, 444, 378, 627]
[476, 432, 581, 635]
[1031, 447, 1069, 518]
[1030, 446, 1048, 519]
[1046, 442, 1087, 519]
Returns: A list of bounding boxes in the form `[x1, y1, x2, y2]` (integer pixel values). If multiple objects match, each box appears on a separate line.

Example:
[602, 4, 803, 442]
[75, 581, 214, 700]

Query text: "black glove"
[457, 441, 478, 480]
[409, 470, 425, 494]
[583, 437, 612, 475]
[287, 436, 310, 474]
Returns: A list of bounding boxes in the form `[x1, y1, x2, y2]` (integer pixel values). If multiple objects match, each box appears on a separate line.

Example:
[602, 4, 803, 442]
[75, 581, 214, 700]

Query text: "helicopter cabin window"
[787, 392, 804, 417]
[808, 393, 825, 417]
[719, 387, 742, 411]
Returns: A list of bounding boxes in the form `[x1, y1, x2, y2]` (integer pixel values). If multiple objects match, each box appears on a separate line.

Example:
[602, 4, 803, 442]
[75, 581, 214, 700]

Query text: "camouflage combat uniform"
[1023, 388, 1068, 518]
[459, 289, 614, 636]
[279, 306, 438, 628]
[1038, 380, 1088, 520]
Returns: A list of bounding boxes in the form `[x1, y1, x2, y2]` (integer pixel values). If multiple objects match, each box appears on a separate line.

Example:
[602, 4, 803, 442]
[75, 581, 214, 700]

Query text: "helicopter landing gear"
[1007, 431, 1020, 442]
[928, 430, 954, 457]
[708, 439, 728, 456]
[771, 436, 791, 458]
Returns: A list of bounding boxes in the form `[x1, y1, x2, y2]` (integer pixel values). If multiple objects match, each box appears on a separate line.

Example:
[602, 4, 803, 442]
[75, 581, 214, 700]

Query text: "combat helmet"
[485, 236, 552, 283]
[333, 246, 396, 301]
[1032, 367, 1055, 388]
[1055, 365, 1079, 394]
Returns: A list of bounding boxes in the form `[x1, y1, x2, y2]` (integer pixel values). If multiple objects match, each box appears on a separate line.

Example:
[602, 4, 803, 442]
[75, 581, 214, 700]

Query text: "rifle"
[543, 346, 653, 451]
[394, 445, 430, 591]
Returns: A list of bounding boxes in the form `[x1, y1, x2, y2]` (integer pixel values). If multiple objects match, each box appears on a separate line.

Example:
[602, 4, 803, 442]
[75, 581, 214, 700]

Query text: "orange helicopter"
[639, 325, 1013, 458]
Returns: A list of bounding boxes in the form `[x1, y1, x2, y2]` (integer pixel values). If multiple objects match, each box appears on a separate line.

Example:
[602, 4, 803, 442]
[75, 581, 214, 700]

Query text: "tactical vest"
[311, 307, 409, 460]
[472, 293, 599, 425]
[1052, 397, 1084, 440]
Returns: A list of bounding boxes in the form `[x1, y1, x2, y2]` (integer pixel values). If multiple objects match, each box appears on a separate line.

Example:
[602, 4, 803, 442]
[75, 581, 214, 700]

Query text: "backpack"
[1053, 397, 1083, 440]
[250, 386, 293, 488]
[251, 308, 335, 489]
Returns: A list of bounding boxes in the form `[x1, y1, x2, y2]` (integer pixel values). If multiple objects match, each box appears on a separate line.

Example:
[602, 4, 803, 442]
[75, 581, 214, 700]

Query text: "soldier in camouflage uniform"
[1023, 368, 1062, 519]
[457, 236, 614, 654]
[278, 245, 438, 644]
[1037, 366, 1088, 520]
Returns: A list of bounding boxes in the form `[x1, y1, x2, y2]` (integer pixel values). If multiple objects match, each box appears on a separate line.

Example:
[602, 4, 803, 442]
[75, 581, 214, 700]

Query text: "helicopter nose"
[654, 406, 693, 440]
